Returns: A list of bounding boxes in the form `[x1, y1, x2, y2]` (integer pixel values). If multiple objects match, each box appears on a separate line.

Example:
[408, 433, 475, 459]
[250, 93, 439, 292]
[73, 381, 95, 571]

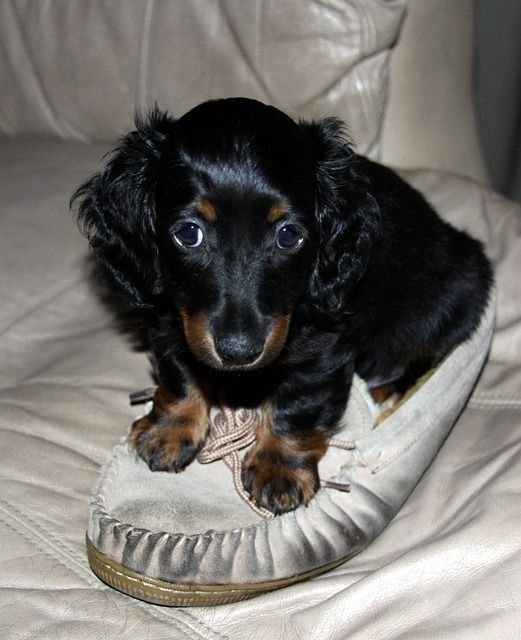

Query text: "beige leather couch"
[1, 1, 520, 637]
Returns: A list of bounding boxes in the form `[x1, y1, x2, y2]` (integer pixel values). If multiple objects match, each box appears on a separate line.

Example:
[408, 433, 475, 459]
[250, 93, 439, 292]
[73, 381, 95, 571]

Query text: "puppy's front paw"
[129, 386, 209, 473]
[130, 416, 206, 472]
[241, 446, 320, 514]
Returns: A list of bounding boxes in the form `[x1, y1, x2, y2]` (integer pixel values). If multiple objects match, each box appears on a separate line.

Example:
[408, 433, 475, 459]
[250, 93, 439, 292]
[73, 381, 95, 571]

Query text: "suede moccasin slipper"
[86, 290, 495, 606]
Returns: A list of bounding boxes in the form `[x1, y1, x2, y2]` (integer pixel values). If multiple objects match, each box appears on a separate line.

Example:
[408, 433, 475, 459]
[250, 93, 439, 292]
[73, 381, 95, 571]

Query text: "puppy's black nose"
[215, 335, 264, 366]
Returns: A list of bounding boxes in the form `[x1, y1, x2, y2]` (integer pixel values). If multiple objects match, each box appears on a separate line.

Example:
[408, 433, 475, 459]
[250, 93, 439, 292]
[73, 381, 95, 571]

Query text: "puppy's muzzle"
[181, 310, 291, 371]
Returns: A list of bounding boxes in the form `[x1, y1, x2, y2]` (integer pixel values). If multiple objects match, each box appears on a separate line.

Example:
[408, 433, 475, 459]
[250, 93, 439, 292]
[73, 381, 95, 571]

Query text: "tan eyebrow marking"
[267, 200, 287, 223]
[196, 199, 217, 222]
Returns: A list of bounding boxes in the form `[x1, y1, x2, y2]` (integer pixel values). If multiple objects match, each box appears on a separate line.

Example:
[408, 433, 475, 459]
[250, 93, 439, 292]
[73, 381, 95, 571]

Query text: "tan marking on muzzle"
[179, 308, 221, 368]
[257, 315, 291, 366]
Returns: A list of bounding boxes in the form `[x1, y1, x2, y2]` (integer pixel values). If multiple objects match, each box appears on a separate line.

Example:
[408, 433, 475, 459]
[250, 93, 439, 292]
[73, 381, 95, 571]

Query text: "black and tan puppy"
[73, 98, 492, 514]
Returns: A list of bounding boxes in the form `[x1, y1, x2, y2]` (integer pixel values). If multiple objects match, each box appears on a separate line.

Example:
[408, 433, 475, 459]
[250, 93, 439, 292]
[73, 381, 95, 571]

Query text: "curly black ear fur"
[301, 118, 381, 317]
[71, 108, 175, 308]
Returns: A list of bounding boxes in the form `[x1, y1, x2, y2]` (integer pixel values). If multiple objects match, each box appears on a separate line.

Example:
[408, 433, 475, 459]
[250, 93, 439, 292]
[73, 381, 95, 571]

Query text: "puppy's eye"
[173, 223, 204, 248]
[276, 225, 304, 250]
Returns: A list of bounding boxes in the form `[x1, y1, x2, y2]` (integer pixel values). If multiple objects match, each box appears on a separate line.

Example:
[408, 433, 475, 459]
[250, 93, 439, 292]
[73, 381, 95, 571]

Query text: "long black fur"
[72, 98, 492, 513]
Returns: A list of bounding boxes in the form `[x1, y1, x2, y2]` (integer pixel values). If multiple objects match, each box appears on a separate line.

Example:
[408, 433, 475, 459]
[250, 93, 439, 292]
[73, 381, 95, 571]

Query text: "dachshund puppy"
[73, 98, 492, 514]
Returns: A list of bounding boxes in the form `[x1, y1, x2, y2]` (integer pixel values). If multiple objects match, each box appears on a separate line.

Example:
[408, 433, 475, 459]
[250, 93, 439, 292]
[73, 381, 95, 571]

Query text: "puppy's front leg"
[130, 382, 210, 473]
[242, 360, 353, 514]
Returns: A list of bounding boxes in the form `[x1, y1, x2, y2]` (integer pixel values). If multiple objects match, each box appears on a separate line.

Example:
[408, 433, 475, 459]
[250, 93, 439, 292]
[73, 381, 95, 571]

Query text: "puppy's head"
[73, 98, 380, 370]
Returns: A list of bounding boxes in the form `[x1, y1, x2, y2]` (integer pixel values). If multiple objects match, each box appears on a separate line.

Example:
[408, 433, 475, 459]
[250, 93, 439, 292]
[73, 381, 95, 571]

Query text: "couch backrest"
[0, 0, 405, 156]
[381, 0, 488, 183]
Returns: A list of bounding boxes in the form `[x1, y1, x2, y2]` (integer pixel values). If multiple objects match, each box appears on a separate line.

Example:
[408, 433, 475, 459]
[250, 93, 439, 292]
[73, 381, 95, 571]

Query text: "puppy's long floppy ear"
[302, 118, 381, 316]
[71, 108, 175, 308]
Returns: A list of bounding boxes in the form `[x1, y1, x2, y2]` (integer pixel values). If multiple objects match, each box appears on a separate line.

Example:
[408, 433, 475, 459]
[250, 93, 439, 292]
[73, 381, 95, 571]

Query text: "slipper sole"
[86, 535, 354, 606]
